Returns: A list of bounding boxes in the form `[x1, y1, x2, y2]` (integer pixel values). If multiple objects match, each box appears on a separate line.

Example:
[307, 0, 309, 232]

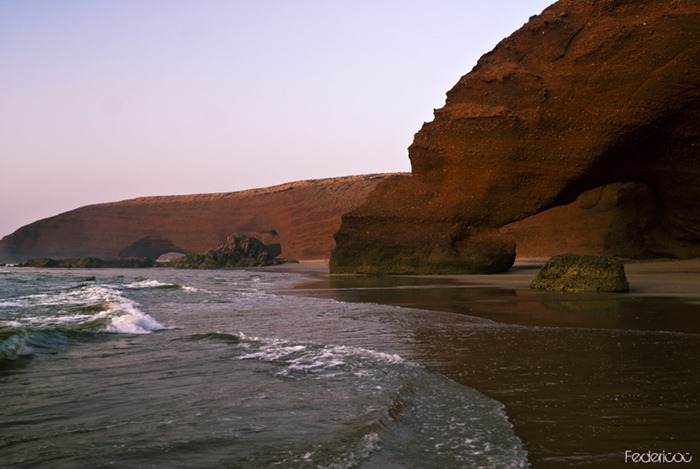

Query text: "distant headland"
[0, 175, 389, 264]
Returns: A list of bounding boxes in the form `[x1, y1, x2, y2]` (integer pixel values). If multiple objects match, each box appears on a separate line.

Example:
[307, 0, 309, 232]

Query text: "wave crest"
[1, 283, 168, 338]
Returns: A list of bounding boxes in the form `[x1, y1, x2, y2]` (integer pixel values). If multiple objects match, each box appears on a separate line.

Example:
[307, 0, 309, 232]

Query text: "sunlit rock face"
[0, 175, 389, 263]
[330, 0, 700, 274]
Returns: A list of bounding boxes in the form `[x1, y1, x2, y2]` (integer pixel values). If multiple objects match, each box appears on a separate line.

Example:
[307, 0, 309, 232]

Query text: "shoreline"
[267, 257, 700, 301]
[269, 257, 700, 468]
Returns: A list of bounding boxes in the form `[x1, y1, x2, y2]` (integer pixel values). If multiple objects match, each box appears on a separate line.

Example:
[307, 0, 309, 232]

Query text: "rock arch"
[331, 0, 699, 273]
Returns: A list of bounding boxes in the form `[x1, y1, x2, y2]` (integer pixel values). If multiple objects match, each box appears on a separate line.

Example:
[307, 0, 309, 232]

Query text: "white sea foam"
[124, 279, 203, 293]
[0, 300, 24, 308]
[103, 307, 167, 334]
[17, 284, 117, 308]
[337, 431, 382, 468]
[124, 279, 176, 289]
[95, 289, 168, 334]
[2, 283, 167, 335]
[233, 331, 528, 467]
[236, 335, 410, 380]
[0, 320, 23, 328]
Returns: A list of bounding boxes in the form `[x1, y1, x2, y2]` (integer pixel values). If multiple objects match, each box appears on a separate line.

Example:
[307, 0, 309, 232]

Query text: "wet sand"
[272, 258, 700, 468]
[269, 257, 700, 296]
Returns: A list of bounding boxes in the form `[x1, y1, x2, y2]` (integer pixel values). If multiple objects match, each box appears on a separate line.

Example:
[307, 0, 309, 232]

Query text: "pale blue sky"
[0, 0, 552, 237]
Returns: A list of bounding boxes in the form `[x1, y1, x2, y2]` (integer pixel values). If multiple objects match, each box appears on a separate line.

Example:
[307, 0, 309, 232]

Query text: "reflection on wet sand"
[297, 274, 700, 333]
[284, 270, 700, 468]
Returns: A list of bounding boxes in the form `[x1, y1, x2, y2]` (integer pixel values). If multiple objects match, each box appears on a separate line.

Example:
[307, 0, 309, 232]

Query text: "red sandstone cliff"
[331, 0, 700, 274]
[0, 175, 389, 263]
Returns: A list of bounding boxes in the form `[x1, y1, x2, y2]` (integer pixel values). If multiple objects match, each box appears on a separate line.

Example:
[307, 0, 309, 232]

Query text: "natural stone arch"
[331, 0, 699, 274]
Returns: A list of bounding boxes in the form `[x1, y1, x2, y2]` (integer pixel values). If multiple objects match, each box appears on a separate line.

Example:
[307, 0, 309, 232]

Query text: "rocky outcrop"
[0, 175, 389, 263]
[331, 0, 700, 274]
[21, 257, 154, 268]
[172, 234, 282, 269]
[530, 254, 630, 292]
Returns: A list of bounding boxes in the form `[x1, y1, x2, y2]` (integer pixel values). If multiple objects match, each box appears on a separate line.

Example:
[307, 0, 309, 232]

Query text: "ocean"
[1, 267, 699, 468]
[1, 268, 527, 468]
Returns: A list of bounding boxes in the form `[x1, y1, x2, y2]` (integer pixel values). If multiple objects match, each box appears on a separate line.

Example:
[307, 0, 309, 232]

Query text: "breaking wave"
[191, 332, 529, 468]
[0, 282, 168, 362]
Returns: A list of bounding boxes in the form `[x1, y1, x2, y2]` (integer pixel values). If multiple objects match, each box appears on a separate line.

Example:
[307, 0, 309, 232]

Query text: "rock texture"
[331, 0, 700, 274]
[530, 254, 630, 292]
[0, 175, 389, 263]
[499, 182, 661, 258]
[172, 233, 282, 269]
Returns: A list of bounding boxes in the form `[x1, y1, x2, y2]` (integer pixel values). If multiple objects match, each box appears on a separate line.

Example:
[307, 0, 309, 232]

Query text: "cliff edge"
[331, 0, 699, 274]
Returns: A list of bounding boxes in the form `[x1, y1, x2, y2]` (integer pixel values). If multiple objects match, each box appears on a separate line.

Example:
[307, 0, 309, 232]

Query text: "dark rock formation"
[331, 0, 700, 274]
[172, 233, 281, 269]
[0, 175, 389, 263]
[21, 257, 154, 268]
[530, 254, 629, 292]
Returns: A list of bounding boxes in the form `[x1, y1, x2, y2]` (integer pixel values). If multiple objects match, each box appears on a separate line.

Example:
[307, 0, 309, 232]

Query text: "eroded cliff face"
[500, 182, 663, 258]
[331, 0, 700, 274]
[0, 175, 389, 263]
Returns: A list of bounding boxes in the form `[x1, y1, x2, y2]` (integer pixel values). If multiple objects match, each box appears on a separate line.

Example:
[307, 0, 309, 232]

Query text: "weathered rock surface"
[530, 254, 630, 292]
[0, 175, 389, 263]
[172, 233, 281, 269]
[500, 182, 661, 258]
[331, 0, 700, 274]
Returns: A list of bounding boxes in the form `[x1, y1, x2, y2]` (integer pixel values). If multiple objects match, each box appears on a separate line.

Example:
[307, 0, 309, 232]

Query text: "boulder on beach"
[530, 254, 630, 293]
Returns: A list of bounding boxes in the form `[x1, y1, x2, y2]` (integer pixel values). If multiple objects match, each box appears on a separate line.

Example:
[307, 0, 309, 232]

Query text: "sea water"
[0, 268, 528, 468]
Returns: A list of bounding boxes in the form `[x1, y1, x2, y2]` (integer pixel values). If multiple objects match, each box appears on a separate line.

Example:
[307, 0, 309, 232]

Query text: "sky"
[0, 0, 553, 237]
